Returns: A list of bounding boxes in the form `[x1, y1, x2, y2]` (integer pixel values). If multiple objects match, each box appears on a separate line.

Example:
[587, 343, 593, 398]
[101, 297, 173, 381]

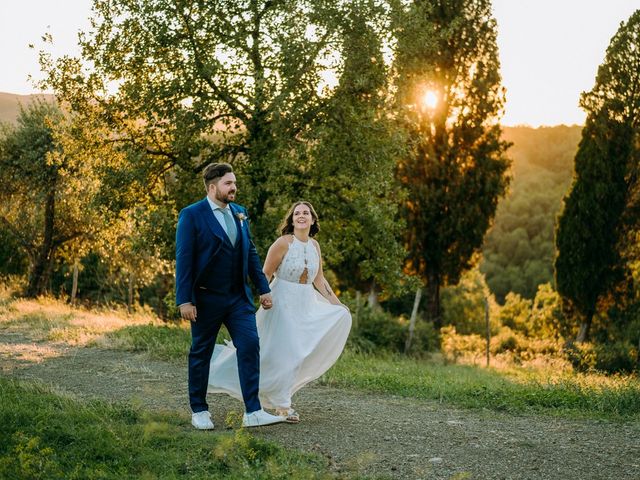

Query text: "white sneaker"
[242, 409, 286, 428]
[191, 411, 214, 430]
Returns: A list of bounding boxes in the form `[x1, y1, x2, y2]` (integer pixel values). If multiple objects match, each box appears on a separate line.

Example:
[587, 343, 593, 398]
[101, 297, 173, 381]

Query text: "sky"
[1, 1, 639, 127]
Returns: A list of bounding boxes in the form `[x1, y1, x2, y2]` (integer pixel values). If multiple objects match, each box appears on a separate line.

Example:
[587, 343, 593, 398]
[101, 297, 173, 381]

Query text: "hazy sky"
[1, 1, 639, 126]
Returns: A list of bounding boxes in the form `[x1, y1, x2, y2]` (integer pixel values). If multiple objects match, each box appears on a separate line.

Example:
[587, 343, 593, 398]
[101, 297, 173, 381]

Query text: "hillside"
[481, 125, 583, 301]
[0, 92, 56, 124]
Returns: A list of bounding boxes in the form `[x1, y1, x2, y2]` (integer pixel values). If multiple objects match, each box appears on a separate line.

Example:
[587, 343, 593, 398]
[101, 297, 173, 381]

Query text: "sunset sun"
[422, 90, 438, 110]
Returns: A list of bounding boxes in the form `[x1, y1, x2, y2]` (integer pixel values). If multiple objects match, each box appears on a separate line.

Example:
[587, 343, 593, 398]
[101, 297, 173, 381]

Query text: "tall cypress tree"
[555, 10, 640, 342]
[394, 0, 510, 327]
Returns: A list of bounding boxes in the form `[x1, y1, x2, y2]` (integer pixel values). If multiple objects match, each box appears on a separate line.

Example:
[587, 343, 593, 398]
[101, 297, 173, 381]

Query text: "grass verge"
[0, 378, 347, 480]
[320, 351, 640, 420]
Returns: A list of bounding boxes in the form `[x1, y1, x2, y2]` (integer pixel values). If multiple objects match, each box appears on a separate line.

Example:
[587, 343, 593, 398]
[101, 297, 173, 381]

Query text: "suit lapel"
[199, 198, 226, 242]
[229, 204, 248, 252]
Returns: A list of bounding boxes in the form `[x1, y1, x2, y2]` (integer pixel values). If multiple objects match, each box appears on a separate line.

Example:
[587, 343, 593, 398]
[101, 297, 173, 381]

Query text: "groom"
[175, 162, 285, 429]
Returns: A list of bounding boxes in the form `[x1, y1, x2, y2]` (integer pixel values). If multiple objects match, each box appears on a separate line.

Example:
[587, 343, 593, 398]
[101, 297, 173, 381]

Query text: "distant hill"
[0, 92, 56, 124]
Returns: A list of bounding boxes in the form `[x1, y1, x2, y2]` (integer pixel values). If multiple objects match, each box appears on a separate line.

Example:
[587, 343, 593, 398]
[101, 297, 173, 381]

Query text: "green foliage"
[529, 283, 570, 340]
[40, 0, 359, 241]
[0, 100, 64, 295]
[0, 378, 338, 479]
[481, 126, 581, 301]
[555, 11, 640, 341]
[441, 267, 497, 335]
[302, 2, 407, 297]
[347, 305, 439, 355]
[0, 228, 28, 277]
[394, 0, 511, 326]
[322, 351, 640, 419]
[440, 325, 562, 366]
[497, 292, 532, 336]
[565, 341, 638, 375]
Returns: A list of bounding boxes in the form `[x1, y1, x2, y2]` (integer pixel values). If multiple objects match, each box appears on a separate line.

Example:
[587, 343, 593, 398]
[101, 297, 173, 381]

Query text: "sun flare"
[422, 90, 438, 110]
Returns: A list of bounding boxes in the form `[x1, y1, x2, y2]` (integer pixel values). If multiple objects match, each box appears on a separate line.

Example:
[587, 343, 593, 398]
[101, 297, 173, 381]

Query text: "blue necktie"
[221, 208, 237, 245]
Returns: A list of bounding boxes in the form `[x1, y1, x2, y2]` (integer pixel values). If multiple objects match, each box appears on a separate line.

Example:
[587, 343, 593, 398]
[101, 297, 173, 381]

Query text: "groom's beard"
[216, 190, 236, 204]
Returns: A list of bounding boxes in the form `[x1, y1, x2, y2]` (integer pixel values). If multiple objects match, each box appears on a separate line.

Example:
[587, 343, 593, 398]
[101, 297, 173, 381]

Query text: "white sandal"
[276, 408, 300, 423]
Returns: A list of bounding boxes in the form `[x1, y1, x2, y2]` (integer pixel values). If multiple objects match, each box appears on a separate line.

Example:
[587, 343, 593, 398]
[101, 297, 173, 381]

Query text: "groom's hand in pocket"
[179, 303, 198, 321]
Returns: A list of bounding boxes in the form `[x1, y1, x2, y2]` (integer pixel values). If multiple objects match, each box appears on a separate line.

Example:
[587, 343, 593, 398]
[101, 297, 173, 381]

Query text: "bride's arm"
[312, 240, 347, 308]
[262, 236, 290, 282]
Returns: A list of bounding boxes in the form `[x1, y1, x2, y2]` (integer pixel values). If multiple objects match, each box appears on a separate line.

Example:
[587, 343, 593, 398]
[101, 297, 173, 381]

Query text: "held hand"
[179, 303, 197, 322]
[260, 293, 273, 310]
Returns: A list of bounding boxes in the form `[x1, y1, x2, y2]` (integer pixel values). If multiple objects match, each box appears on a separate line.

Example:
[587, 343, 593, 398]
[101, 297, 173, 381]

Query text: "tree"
[394, 0, 511, 328]
[555, 10, 640, 342]
[304, 1, 407, 300]
[0, 101, 102, 296]
[41, 0, 355, 244]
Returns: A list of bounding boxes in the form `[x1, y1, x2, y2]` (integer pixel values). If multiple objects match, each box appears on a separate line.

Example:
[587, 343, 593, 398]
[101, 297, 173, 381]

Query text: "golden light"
[422, 90, 438, 110]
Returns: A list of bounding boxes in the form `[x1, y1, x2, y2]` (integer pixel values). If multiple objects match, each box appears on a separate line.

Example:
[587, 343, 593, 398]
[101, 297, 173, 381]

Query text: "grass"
[0, 378, 347, 480]
[319, 351, 640, 420]
[2, 293, 639, 420]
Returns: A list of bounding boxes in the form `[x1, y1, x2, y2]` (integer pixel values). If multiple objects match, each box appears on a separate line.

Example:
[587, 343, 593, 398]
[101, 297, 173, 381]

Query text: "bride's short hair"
[280, 201, 320, 237]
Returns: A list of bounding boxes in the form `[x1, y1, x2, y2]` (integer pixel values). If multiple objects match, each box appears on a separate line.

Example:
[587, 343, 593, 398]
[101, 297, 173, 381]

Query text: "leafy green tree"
[555, 10, 640, 342]
[304, 1, 407, 299]
[41, 0, 356, 243]
[394, 0, 511, 327]
[0, 101, 102, 296]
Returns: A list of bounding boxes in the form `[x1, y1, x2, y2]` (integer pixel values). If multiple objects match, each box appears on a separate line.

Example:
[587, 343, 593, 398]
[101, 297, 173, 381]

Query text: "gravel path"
[1, 331, 639, 480]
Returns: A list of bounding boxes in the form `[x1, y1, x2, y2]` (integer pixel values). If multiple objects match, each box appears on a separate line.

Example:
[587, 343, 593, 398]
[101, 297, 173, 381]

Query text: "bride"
[208, 201, 352, 422]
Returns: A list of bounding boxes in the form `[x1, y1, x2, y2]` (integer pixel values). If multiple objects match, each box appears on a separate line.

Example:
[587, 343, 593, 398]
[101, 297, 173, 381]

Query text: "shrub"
[347, 306, 439, 355]
[441, 326, 485, 363]
[565, 341, 638, 374]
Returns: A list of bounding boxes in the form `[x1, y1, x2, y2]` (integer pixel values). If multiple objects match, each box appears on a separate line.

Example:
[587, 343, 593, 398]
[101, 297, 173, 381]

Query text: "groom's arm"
[175, 208, 196, 306]
[244, 212, 271, 295]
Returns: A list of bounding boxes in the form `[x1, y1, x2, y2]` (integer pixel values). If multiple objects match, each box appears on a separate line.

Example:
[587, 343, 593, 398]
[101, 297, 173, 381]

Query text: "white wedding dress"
[208, 236, 352, 409]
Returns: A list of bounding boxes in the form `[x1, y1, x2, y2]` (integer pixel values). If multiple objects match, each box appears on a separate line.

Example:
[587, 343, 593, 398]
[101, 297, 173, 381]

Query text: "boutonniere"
[235, 212, 247, 227]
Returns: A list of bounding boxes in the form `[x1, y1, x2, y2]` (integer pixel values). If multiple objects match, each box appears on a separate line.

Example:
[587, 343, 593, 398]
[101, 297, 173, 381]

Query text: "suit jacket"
[175, 198, 270, 306]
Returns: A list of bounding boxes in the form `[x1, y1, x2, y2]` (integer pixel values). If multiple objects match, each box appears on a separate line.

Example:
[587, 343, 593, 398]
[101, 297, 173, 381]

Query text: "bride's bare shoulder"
[271, 235, 292, 250]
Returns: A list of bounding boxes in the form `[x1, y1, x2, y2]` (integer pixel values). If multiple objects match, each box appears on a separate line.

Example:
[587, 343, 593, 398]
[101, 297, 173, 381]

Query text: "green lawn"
[0, 378, 344, 480]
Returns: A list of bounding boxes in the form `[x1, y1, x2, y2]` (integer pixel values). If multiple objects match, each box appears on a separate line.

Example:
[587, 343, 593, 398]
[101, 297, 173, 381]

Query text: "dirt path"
[2, 331, 639, 480]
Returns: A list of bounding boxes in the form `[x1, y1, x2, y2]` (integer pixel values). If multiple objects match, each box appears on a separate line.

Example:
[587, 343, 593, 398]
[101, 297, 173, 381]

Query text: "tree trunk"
[354, 290, 361, 329]
[367, 281, 380, 309]
[127, 272, 135, 313]
[405, 286, 423, 353]
[71, 259, 79, 305]
[576, 312, 593, 343]
[26, 188, 56, 297]
[424, 269, 442, 329]
[485, 296, 490, 367]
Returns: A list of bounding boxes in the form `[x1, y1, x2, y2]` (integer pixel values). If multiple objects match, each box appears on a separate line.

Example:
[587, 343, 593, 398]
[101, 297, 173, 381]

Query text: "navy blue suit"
[175, 198, 270, 413]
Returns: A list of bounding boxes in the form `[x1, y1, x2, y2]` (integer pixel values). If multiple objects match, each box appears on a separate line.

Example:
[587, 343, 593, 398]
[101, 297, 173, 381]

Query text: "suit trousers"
[189, 289, 261, 414]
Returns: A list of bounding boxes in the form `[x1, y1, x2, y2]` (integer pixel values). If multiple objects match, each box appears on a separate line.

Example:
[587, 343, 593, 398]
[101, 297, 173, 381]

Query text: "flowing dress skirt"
[208, 277, 352, 408]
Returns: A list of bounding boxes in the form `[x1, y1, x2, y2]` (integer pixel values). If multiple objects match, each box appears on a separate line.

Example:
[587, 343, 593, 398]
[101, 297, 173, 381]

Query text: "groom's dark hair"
[203, 162, 233, 189]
